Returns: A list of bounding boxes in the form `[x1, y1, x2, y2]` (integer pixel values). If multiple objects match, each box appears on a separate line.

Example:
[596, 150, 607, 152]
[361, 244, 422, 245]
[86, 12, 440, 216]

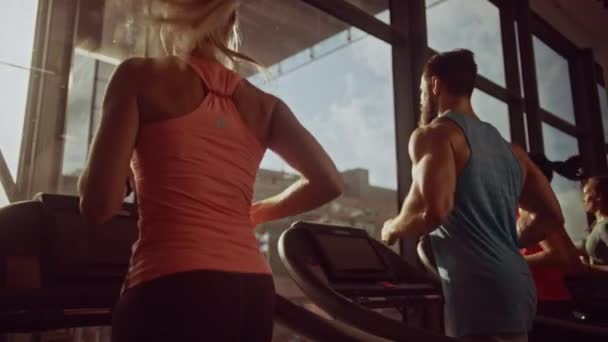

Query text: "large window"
[0, 0, 39, 206]
[426, 0, 505, 86]
[542, 124, 588, 241]
[533, 36, 576, 124]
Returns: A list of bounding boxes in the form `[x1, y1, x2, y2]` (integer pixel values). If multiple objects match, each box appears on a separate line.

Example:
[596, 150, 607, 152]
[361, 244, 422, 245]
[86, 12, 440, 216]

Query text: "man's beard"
[419, 93, 439, 127]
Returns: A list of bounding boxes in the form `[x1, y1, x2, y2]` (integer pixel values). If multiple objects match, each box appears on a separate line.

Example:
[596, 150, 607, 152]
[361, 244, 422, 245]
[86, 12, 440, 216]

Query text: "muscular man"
[381, 49, 574, 341]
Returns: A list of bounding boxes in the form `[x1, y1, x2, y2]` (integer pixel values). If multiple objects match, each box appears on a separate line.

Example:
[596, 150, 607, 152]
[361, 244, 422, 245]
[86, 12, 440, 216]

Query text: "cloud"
[317, 72, 397, 189]
[256, 33, 398, 189]
[351, 37, 393, 81]
[532, 37, 576, 123]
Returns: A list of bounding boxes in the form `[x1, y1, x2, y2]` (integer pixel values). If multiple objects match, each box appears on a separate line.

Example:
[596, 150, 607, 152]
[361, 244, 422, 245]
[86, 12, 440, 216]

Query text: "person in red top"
[521, 243, 572, 302]
[518, 153, 582, 315]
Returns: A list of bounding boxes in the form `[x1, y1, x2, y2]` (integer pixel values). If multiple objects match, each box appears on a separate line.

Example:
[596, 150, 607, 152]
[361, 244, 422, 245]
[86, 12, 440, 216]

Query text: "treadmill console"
[309, 227, 393, 282]
[296, 222, 437, 299]
[279, 222, 445, 337]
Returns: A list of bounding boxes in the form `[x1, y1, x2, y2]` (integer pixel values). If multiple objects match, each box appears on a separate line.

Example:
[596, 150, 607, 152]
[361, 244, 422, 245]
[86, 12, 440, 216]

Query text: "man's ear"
[431, 76, 441, 96]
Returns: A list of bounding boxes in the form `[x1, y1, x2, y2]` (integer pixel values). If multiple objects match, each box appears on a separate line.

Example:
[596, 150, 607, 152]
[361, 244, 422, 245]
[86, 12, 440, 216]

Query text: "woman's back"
[128, 56, 274, 287]
[80, 2, 342, 340]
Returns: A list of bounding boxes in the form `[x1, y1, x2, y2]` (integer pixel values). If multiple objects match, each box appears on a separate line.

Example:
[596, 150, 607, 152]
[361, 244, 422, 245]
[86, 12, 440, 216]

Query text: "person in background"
[78, 1, 343, 341]
[519, 153, 583, 317]
[581, 176, 608, 271]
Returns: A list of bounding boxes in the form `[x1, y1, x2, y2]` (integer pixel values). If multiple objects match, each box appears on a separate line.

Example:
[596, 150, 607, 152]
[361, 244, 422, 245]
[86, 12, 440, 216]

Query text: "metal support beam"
[16, 0, 79, 200]
[529, 12, 577, 59]
[515, 0, 544, 153]
[390, 0, 428, 268]
[540, 109, 580, 137]
[571, 49, 607, 176]
[475, 75, 509, 103]
[301, 0, 405, 45]
[499, 3, 527, 148]
[0, 149, 16, 202]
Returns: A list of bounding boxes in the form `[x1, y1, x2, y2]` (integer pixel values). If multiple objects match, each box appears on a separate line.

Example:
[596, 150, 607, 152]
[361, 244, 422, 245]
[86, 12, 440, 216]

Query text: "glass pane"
[0, 181, 8, 207]
[542, 123, 587, 241]
[599, 84, 608, 141]
[471, 89, 511, 141]
[61, 52, 95, 178]
[0, 0, 39, 179]
[533, 36, 575, 124]
[59, 54, 116, 194]
[343, 0, 390, 23]
[426, 0, 505, 86]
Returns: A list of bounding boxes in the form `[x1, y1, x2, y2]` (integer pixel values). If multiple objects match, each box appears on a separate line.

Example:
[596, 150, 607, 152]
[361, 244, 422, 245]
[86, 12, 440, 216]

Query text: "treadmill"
[278, 221, 454, 341]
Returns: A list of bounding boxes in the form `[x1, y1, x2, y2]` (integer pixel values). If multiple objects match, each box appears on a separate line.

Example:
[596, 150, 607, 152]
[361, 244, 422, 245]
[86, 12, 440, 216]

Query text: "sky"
[1, 0, 607, 240]
[0, 0, 38, 206]
[250, 20, 398, 190]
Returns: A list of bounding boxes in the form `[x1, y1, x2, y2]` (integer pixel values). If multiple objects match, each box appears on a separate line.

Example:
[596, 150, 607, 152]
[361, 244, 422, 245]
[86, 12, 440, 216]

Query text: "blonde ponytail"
[142, 0, 260, 70]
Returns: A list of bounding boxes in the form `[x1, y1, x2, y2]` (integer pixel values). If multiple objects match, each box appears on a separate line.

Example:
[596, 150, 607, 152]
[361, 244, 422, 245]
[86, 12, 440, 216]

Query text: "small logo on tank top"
[215, 117, 226, 129]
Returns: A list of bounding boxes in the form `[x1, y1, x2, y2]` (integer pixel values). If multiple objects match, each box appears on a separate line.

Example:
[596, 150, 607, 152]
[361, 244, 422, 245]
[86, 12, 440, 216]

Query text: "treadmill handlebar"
[278, 223, 455, 341]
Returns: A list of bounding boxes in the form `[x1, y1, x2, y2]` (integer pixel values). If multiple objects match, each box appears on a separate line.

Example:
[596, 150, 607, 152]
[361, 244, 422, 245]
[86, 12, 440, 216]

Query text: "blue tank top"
[429, 112, 536, 337]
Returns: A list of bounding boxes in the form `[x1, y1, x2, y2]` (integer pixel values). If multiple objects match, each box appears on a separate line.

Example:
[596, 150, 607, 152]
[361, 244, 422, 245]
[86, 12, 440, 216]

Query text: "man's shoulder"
[412, 120, 459, 142]
[409, 121, 461, 162]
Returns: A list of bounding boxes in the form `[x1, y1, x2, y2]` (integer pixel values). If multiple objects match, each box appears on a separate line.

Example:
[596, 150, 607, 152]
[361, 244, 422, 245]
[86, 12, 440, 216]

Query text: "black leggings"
[112, 270, 275, 342]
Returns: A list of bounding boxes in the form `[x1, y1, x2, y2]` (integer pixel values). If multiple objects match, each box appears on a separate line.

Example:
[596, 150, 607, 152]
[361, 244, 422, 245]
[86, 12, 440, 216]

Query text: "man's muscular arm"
[382, 123, 457, 245]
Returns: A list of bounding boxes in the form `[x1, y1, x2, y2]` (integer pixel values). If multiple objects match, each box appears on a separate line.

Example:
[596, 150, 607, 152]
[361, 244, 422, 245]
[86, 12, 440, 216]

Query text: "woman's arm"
[250, 99, 343, 225]
[78, 58, 143, 224]
[523, 242, 558, 268]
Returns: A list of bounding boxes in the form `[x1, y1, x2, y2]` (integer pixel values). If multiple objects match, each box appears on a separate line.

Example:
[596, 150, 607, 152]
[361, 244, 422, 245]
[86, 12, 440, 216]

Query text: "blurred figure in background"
[519, 153, 583, 317]
[581, 176, 608, 271]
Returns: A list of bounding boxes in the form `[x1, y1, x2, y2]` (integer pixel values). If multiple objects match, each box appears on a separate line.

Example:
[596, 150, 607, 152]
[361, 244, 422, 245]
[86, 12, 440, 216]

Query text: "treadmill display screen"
[314, 232, 390, 280]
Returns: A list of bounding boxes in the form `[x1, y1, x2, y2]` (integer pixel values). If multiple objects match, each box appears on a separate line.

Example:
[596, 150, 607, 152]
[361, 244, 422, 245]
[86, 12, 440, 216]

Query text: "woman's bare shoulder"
[233, 78, 280, 115]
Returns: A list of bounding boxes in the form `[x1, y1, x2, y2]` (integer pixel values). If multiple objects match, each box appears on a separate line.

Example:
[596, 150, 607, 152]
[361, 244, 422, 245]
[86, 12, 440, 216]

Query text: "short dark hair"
[423, 49, 477, 97]
[585, 176, 608, 201]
